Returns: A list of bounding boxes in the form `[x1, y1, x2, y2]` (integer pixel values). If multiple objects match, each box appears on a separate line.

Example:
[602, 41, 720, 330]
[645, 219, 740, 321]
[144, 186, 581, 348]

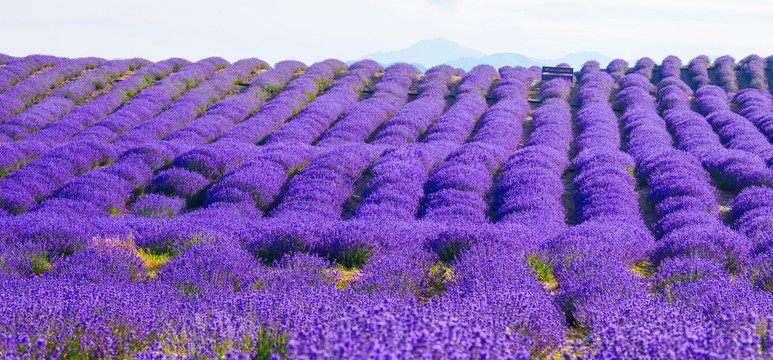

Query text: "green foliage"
[179, 281, 200, 296]
[262, 84, 282, 94]
[333, 245, 372, 269]
[757, 318, 769, 352]
[314, 78, 327, 90]
[630, 260, 654, 279]
[20, 322, 161, 358]
[124, 88, 138, 100]
[131, 187, 146, 199]
[724, 255, 741, 275]
[140, 234, 208, 260]
[418, 262, 453, 299]
[135, 248, 170, 278]
[25, 252, 52, 276]
[249, 330, 289, 360]
[625, 166, 636, 182]
[132, 205, 176, 219]
[285, 161, 308, 177]
[657, 272, 703, 293]
[254, 236, 307, 265]
[435, 241, 470, 263]
[0, 159, 26, 178]
[528, 255, 556, 284]
[58, 330, 92, 359]
[753, 271, 773, 292]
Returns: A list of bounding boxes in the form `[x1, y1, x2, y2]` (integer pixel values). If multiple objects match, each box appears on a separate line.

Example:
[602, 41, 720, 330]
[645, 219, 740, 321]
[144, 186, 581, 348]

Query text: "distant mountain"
[555, 52, 614, 69]
[361, 38, 484, 69]
[448, 53, 545, 70]
[346, 60, 427, 72]
[354, 38, 614, 71]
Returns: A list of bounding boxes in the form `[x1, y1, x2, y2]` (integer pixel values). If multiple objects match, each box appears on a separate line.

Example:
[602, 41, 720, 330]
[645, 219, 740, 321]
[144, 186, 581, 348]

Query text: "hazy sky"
[2, 0, 772, 65]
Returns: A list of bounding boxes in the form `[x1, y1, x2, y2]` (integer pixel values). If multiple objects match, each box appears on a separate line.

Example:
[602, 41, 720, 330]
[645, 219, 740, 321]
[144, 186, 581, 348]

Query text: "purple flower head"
[130, 194, 186, 218]
[157, 237, 261, 295]
[148, 168, 210, 200]
[49, 235, 146, 284]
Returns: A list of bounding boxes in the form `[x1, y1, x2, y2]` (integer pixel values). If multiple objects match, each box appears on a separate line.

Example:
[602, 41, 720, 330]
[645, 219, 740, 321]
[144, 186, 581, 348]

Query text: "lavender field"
[1, 53, 773, 359]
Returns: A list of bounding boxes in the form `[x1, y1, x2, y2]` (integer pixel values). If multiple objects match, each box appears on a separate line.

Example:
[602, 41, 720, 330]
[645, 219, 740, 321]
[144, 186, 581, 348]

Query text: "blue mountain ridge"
[351, 37, 614, 71]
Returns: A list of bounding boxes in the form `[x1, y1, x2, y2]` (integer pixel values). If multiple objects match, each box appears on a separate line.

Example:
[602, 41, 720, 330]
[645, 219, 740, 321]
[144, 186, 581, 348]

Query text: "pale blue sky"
[2, 0, 772, 64]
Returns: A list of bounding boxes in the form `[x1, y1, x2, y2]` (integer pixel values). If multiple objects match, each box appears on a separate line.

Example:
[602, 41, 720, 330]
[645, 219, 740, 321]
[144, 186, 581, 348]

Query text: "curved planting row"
[734, 88, 773, 145]
[493, 67, 572, 239]
[163, 59, 345, 186]
[729, 186, 773, 291]
[69, 57, 229, 144]
[421, 66, 533, 223]
[0, 58, 225, 214]
[200, 62, 416, 215]
[631, 57, 655, 79]
[272, 64, 498, 223]
[34, 59, 275, 217]
[0, 58, 187, 177]
[111, 58, 268, 153]
[696, 86, 773, 166]
[0, 59, 149, 142]
[0, 54, 60, 92]
[163, 60, 305, 147]
[316, 63, 419, 147]
[594, 61, 772, 358]
[687, 55, 712, 88]
[606, 59, 628, 81]
[659, 55, 682, 79]
[658, 73, 773, 190]
[541, 63, 657, 357]
[123, 61, 307, 218]
[369, 65, 459, 146]
[142, 60, 356, 215]
[269, 143, 381, 221]
[713, 55, 739, 94]
[254, 60, 381, 146]
[352, 65, 462, 221]
[0, 57, 105, 122]
[740, 54, 768, 90]
[202, 142, 320, 214]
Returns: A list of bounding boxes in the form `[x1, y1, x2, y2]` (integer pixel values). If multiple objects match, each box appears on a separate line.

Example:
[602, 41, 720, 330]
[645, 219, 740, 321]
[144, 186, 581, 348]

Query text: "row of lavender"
[2, 54, 773, 221]
[1, 52, 773, 358]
